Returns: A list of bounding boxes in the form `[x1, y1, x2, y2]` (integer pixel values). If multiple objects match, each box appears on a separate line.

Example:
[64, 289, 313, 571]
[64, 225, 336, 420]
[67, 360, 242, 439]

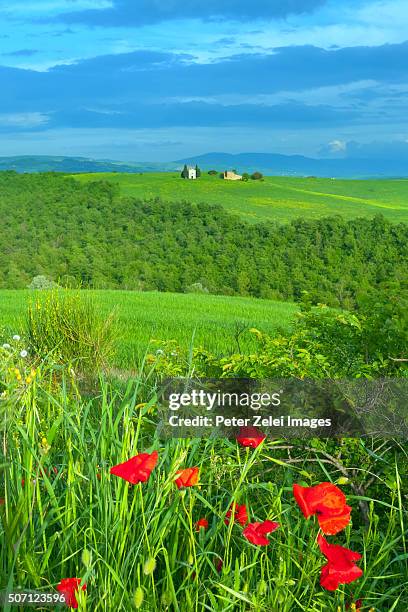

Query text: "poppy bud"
[143, 557, 157, 575]
[133, 587, 144, 609]
[161, 592, 172, 606]
[81, 549, 92, 568]
[257, 579, 267, 595]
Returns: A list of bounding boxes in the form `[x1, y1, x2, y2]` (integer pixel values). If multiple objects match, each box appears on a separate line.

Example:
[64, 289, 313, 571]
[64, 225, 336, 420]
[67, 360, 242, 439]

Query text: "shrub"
[27, 289, 116, 372]
[185, 282, 209, 294]
[242, 173, 250, 181]
[251, 171, 263, 180]
[208, 170, 218, 175]
[27, 275, 58, 290]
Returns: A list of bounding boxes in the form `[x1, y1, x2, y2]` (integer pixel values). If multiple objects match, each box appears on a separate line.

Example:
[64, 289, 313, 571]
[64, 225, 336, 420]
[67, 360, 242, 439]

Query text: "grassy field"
[71, 172, 408, 224]
[0, 290, 296, 367]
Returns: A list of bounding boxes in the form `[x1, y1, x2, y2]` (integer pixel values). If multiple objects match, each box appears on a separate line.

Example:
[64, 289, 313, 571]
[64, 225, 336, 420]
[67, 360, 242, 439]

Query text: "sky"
[0, 0, 407, 161]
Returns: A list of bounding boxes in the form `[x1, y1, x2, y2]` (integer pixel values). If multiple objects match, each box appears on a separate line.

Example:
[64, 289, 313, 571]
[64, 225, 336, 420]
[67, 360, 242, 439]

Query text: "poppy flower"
[225, 503, 248, 526]
[346, 599, 363, 611]
[56, 578, 86, 609]
[195, 518, 209, 531]
[0, 498, 4, 506]
[317, 534, 363, 591]
[243, 520, 280, 546]
[43, 467, 59, 477]
[236, 426, 266, 448]
[293, 482, 351, 535]
[174, 467, 199, 488]
[110, 451, 158, 485]
[317, 506, 352, 535]
[215, 558, 223, 573]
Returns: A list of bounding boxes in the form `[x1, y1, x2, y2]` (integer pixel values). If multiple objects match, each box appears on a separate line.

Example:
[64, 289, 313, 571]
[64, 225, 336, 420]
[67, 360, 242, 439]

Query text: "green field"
[72, 172, 408, 223]
[0, 290, 296, 367]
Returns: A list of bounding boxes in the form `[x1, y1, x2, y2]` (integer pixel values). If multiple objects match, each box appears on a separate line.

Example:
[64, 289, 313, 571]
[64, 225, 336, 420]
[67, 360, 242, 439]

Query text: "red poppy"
[174, 467, 199, 488]
[293, 482, 351, 535]
[236, 426, 266, 448]
[0, 498, 4, 506]
[215, 558, 223, 573]
[110, 451, 158, 485]
[195, 518, 209, 531]
[317, 506, 352, 535]
[317, 534, 363, 591]
[225, 503, 248, 526]
[243, 520, 280, 545]
[43, 467, 59, 477]
[346, 600, 363, 611]
[56, 578, 86, 609]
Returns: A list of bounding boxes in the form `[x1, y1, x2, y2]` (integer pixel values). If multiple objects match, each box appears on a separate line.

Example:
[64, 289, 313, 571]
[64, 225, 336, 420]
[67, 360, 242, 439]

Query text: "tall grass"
[27, 289, 116, 373]
[1, 354, 407, 610]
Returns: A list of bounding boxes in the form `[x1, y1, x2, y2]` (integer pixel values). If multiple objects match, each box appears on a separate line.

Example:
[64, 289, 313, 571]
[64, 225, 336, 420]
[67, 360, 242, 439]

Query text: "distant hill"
[176, 152, 408, 179]
[0, 152, 406, 178]
[0, 156, 171, 174]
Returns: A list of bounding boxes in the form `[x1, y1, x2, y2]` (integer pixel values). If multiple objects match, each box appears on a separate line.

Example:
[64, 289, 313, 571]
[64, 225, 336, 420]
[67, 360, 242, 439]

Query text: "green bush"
[27, 289, 116, 372]
[27, 275, 58, 290]
[185, 281, 209, 294]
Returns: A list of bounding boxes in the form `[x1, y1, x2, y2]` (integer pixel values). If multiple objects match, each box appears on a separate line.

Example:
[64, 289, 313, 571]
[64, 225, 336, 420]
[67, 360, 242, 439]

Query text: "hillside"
[0, 172, 407, 307]
[0, 289, 296, 366]
[73, 171, 408, 224]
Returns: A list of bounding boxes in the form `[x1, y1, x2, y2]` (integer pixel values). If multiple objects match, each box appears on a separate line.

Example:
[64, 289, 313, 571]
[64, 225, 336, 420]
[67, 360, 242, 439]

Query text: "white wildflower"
[20, 350, 28, 358]
[12, 334, 21, 341]
[2, 343, 11, 349]
[156, 349, 164, 355]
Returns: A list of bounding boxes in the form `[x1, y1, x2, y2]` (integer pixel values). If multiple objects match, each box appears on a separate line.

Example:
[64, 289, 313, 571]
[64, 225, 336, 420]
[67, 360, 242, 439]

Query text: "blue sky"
[0, 0, 407, 161]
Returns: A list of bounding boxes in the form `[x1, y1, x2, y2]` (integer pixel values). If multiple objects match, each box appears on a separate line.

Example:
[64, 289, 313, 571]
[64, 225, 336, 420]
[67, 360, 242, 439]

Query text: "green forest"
[1, 171, 407, 308]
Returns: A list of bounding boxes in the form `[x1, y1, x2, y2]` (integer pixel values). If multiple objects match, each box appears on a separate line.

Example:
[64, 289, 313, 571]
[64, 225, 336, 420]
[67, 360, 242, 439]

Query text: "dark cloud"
[214, 37, 236, 47]
[45, 100, 355, 131]
[0, 42, 406, 133]
[2, 49, 38, 57]
[55, 0, 327, 26]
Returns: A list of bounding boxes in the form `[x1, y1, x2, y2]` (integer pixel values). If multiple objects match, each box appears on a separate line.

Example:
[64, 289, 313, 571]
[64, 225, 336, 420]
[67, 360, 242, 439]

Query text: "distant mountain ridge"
[0, 156, 170, 174]
[0, 153, 406, 178]
[176, 152, 408, 178]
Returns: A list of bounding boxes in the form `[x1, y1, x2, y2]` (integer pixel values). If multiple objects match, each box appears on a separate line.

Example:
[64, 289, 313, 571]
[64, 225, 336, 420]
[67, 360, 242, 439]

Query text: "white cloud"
[0, 112, 49, 127]
[328, 139, 347, 152]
